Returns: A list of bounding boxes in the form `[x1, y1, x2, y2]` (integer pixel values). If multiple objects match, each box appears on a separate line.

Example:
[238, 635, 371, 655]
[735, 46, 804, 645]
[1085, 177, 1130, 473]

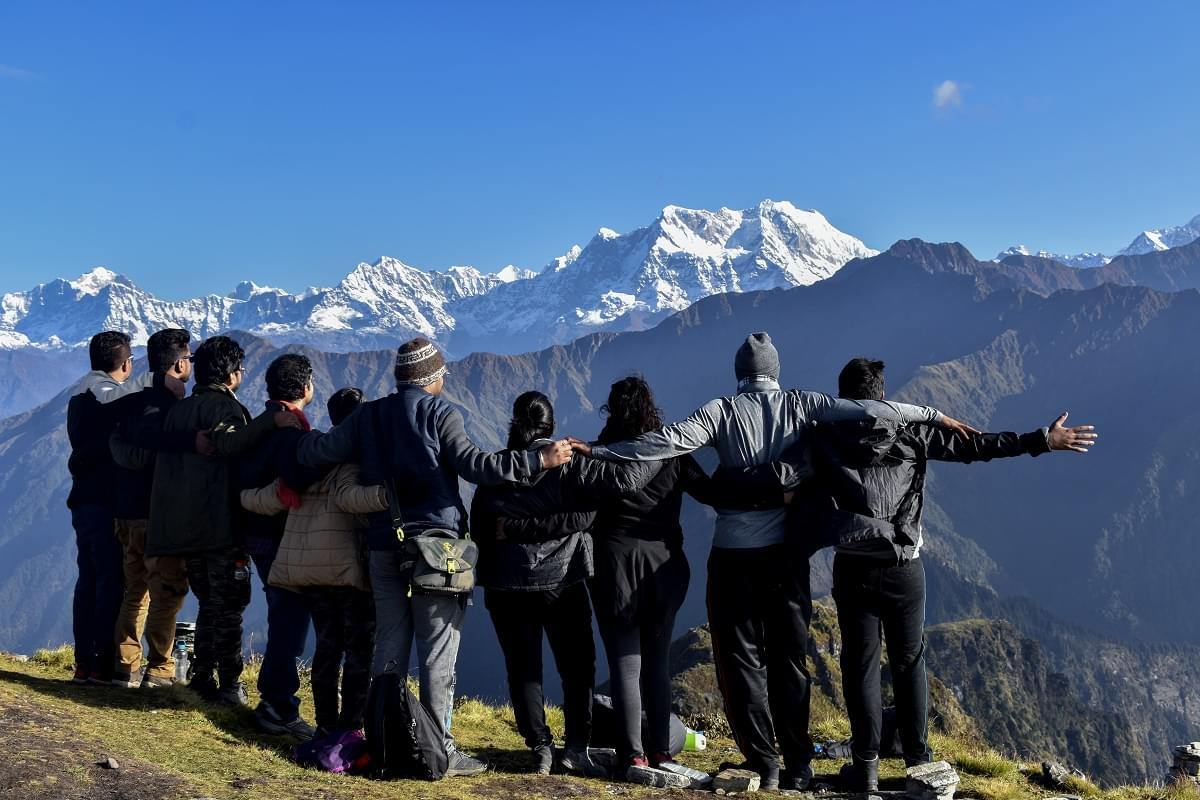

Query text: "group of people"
[66, 327, 1096, 790]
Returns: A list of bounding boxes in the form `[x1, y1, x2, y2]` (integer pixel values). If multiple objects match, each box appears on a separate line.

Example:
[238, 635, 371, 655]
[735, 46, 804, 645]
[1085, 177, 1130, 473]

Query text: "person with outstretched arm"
[571, 332, 974, 792]
[293, 337, 573, 778]
[714, 357, 1098, 792]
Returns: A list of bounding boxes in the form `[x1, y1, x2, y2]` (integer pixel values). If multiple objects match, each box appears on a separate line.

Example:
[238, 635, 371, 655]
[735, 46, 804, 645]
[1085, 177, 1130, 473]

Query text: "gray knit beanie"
[735, 332, 780, 382]
[394, 337, 449, 387]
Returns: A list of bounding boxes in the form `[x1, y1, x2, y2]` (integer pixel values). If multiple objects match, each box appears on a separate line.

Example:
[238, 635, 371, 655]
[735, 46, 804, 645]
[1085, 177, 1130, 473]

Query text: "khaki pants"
[114, 519, 189, 679]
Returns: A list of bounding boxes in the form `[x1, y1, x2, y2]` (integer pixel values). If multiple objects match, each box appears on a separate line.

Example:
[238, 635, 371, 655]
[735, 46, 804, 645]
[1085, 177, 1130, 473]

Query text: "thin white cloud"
[0, 64, 34, 80]
[933, 79, 964, 109]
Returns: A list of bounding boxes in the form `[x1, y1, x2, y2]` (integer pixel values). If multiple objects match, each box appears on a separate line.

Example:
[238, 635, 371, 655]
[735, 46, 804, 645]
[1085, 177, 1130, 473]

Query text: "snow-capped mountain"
[1121, 213, 1200, 256]
[993, 245, 1110, 269]
[0, 200, 873, 358]
[0, 260, 525, 353]
[997, 212, 1200, 267]
[448, 200, 877, 353]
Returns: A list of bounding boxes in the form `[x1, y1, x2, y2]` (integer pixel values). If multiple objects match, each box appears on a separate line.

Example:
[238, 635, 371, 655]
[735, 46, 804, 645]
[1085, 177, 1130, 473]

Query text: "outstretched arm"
[794, 390, 979, 436]
[438, 407, 571, 485]
[914, 412, 1097, 463]
[581, 400, 721, 462]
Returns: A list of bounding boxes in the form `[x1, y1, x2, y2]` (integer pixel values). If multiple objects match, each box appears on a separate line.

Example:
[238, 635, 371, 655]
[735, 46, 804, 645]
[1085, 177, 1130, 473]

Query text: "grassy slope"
[0, 648, 1195, 800]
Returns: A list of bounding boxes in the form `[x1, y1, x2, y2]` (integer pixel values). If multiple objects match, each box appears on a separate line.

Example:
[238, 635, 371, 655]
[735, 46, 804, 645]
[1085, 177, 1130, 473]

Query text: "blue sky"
[1, 1, 1197, 298]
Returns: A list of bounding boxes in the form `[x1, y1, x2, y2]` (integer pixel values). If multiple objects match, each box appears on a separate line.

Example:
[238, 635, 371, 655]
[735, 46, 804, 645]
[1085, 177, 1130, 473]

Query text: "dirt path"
[0, 688, 192, 800]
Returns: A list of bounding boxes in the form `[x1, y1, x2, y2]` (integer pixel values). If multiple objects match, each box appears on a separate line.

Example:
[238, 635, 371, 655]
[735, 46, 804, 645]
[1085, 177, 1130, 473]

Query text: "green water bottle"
[684, 728, 707, 751]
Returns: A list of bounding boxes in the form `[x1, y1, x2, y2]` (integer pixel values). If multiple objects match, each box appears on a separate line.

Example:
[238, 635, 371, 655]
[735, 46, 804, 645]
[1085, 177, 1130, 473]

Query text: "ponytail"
[507, 391, 555, 451]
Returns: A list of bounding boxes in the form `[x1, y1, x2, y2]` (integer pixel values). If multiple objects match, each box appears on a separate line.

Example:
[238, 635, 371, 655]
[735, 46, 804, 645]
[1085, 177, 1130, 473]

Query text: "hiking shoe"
[71, 665, 89, 685]
[840, 756, 879, 792]
[87, 671, 113, 686]
[782, 762, 815, 791]
[254, 701, 315, 739]
[140, 674, 176, 689]
[559, 747, 608, 778]
[217, 682, 250, 707]
[532, 744, 554, 775]
[445, 748, 488, 777]
[112, 671, 142, 689]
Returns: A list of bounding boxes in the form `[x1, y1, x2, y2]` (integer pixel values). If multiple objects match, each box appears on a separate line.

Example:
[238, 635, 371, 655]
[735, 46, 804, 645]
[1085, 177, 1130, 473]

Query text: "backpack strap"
[372, 401, 406, 544]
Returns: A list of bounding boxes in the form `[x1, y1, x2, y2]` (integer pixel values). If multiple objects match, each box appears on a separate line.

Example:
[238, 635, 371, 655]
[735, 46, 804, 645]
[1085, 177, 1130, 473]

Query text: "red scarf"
[273, 401, 311, 509]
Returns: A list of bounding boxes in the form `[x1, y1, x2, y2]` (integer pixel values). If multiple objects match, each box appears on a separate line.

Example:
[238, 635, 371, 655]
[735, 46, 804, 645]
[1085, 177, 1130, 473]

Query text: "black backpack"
[364, 664, 448, 781]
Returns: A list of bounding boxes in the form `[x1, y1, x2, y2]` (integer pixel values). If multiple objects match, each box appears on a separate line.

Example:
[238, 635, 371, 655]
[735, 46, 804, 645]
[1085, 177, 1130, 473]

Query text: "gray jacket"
[590, 378, 942, 549]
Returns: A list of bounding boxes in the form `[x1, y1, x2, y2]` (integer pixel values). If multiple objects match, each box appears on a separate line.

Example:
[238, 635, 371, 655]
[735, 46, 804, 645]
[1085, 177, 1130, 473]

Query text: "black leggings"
[486, 582, 596, 750]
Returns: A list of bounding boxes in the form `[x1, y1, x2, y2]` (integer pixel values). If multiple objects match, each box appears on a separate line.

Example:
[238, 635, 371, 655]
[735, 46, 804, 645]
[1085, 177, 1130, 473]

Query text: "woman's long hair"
[507, 391, 555, 451]
[597, 376, 664, 445]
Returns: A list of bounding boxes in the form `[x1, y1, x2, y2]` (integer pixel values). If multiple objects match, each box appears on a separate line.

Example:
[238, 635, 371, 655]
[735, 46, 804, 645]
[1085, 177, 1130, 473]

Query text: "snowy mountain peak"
[70, 267, 126, 295]
[0, 200, 876, 356]
[998, 212, 1200, 268]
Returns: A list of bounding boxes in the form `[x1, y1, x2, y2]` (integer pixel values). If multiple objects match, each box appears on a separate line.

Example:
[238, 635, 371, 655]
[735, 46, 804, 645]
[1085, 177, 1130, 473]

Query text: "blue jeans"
[71, 505, 124, 677]
[370, 550, 466, 752]
[251, 550, 313, 721]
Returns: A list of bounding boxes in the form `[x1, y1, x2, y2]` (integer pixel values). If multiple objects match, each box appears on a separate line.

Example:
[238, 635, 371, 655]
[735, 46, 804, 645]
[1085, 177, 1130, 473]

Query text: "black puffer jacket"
[715, 420, 1051, 559]
[471, 442, 661, 591]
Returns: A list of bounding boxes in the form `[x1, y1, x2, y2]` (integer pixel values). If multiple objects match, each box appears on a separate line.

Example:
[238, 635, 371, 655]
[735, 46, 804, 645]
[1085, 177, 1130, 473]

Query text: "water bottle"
[683, 729, 707, 751]
[234, 560, 250, 581]
[174, 639, 190, 683]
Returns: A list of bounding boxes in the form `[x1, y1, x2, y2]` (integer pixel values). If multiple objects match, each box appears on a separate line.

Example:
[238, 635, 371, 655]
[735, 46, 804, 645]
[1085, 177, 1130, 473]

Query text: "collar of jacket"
[737, 376, 781, 394]
[195, 383, 237, 399]
[265, 399, 312, 431]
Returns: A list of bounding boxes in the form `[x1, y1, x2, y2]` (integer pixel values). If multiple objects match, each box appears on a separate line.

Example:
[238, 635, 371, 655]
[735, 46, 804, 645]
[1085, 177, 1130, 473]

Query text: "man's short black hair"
[265, 354, 312, 402]
[838, 357, 886, 401]
[327, 387, 364, 426]
[89, 330, 131, 372]
[146, 329, 191, 374]
[193, 336, 245, 387]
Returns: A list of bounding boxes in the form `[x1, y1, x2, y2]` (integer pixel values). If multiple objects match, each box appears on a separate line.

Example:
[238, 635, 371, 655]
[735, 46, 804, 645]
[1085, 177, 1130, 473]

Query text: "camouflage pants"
[305, 586, 376, 733]
[114, 519, 189, 680]
[186, 549, 252, 689]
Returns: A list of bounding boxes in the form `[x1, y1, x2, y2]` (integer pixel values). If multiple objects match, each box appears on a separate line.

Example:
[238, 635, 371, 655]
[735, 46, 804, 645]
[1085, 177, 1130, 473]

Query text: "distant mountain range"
[0, 199, 872, 354]
[996, 212, 1200, 268]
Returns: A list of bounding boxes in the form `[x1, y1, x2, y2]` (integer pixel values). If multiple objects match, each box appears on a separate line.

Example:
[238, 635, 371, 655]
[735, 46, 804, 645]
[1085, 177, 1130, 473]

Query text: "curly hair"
[265, 353, 313, 402]
[597, 376, 663, 445]
[193, 336, 245, 387]
[507, 391, 555, 451]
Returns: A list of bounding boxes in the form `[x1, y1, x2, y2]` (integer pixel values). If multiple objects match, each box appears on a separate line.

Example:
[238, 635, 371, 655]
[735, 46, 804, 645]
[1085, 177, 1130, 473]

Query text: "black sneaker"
[254, 701, 315, 739]
[217, 682, 250, 707]
[840, 755, 879, 792]
[532, 744, 553, 775]
[782, 762, 815, 791]
[187, 677, 219, 701]
[558, 747, 608, 778]
[446, 748, 488, 777]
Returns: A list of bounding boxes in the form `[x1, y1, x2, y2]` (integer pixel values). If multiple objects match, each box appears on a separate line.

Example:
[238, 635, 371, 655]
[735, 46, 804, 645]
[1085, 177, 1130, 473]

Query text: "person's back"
[293, 339, 573, 778]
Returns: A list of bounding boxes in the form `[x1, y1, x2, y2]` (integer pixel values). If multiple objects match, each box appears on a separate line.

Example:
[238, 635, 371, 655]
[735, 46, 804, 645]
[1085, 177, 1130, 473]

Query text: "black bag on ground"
[364, 664, 448, 781]
[590, 693, 686, 756]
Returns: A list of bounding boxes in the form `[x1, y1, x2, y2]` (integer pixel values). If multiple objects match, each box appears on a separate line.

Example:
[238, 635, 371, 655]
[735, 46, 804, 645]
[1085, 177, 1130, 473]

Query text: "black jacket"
[109, 382, 194, 520]
[238, 401, 324, 558]
[471, 441, 660, 591]
[717, 421, 1051, 560]
[146, 384, 278, 557]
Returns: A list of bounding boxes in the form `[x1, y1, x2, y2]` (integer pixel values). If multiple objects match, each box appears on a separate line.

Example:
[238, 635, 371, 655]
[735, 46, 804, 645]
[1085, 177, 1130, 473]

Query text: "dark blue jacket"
[296, 386, 541, 551]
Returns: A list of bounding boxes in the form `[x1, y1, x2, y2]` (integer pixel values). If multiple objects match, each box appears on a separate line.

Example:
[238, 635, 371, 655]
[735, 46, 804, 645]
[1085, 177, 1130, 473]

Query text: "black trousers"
[707, 544, 813, 773]
[831, 554, 931, 764]
[305, 586, 376, 733]
[186, 549, 252, 689]
[485, 582, 596, 750]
